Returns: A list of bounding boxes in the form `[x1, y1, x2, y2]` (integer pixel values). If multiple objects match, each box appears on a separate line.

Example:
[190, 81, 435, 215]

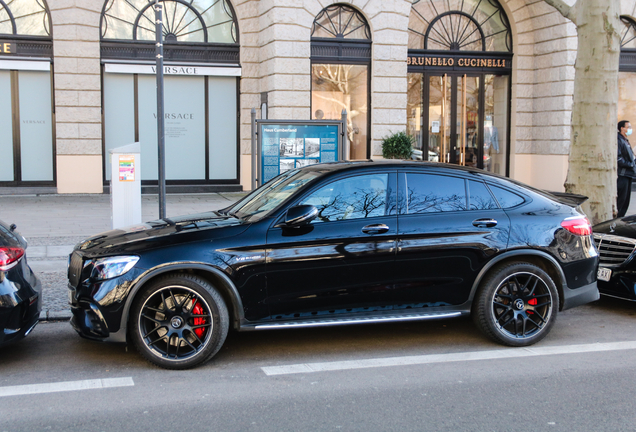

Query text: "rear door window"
[403, 173, 467, 214]
[468, 180, 499, 210]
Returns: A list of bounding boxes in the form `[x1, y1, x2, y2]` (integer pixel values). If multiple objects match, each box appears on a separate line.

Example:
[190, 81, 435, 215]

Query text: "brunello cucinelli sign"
[408, 55, 508, 69]
[0, 41, 17, 54]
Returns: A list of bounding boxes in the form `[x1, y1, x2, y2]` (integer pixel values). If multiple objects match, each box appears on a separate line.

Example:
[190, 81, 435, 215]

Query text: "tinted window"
[404, 174, 467, 214]
[468, 180, 498, 210]
[300, 174, 388, 222]
[489, 185, 525, 208]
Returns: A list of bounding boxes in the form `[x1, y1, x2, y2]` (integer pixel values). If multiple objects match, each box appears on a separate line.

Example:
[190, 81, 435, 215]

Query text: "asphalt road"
[1, 297, 636, 432]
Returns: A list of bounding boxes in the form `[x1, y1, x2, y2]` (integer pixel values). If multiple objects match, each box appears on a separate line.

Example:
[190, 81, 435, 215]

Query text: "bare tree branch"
[542, 0, 578, 25]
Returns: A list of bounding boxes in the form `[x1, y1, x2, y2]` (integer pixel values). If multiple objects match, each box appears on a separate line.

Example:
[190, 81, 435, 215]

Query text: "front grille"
[593, 233, 636, 267]
[68, 252, 84, 287]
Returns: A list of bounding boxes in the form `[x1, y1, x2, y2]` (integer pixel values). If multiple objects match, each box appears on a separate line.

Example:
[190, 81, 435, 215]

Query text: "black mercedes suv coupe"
[68, 161, 599, 369]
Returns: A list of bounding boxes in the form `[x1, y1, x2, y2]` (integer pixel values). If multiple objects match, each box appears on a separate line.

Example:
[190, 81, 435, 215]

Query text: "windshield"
[225, 169, 322, 222]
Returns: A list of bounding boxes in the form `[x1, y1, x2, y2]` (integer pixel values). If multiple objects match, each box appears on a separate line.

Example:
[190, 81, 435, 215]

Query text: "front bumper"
[597, 268, 636, 301]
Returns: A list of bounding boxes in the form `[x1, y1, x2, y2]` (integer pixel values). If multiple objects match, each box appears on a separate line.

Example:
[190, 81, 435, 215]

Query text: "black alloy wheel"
[130, 274, 229, 369]
[473, 262, 558, 347]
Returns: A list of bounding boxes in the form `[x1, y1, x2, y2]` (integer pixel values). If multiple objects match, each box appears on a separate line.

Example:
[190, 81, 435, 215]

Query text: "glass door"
[424, 73, 481, 167]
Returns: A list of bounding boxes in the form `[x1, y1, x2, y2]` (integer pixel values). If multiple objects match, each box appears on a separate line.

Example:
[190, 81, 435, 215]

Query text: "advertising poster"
[260, 123, 340, 184]
[118, 155, 135, 182]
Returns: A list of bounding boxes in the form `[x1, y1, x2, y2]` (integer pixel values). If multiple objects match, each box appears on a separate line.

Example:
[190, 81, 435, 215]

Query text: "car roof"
[301, 159, 501, 179]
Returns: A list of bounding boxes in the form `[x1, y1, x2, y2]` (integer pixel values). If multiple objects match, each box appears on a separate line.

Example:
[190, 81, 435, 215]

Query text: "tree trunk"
[557, 0, 622, 224]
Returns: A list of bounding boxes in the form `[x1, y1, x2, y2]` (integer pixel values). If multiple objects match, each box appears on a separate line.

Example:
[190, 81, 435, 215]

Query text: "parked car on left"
[0, 219, 41, 346]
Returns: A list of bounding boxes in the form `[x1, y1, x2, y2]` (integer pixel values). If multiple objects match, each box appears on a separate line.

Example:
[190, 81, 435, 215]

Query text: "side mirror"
[281, 205, 318, 227]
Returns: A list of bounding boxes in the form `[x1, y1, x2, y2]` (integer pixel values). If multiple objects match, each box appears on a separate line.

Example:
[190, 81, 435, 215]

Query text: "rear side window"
[404, 173, 467, 214]
[489, 184, 525, 208]
[468, 180, 499, 210]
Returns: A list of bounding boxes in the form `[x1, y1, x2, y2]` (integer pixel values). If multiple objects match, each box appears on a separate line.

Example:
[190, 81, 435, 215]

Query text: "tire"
[130, 274, 229, 369]
[473, 262, 559, 347]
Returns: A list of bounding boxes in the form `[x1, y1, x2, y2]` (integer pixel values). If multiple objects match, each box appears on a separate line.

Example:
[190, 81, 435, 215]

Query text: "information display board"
[258, 121, 342, 184]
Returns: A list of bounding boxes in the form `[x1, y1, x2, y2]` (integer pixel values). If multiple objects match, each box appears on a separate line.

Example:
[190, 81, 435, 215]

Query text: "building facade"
[0, 0, 635, 194]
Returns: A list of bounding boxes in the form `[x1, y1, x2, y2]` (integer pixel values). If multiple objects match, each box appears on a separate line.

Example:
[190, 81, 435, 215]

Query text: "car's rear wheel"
[130, 274, 229, 369]
[473, 262, 558, 347]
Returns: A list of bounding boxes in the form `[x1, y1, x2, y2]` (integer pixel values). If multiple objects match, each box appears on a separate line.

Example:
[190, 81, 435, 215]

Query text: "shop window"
[311, 4, 371, 160]
[0, 0, 54, 186]
[100, 0, 240, 185]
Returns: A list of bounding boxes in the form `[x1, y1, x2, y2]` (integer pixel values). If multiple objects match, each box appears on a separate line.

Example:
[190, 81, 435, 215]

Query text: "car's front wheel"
[130, 274, 229, 369]
[473, 262, 558, 347]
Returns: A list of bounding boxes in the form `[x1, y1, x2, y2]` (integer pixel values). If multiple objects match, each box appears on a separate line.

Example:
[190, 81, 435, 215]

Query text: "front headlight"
[89, 256, 139, 281]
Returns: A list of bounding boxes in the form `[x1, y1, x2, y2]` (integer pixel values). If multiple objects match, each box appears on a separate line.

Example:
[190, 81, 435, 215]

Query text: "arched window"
[0, 0, 50, 37]
[0, 0, 54, 187]
[621, 16, 636, 51]
[101, 0, 239, 63]
[311, 4, 371, 160]
[312, 4, 371, 40]
[408, 0, 511, 52]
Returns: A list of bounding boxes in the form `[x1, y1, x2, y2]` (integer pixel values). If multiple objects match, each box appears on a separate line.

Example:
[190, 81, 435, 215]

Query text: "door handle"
[362, 224, 390, 234]
[472, 218, 498, 228]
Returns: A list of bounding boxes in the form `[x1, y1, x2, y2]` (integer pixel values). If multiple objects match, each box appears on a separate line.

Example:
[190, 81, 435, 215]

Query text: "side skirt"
[239, 310, 465, 331]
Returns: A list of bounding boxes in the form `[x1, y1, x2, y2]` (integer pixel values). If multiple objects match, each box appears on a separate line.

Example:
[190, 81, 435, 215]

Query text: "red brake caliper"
[527, 297, 537, 314]
[191, 299, 206, 338]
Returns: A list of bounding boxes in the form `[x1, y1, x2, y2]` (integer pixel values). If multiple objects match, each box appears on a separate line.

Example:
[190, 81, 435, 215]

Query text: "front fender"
[108, 262, 245, 343]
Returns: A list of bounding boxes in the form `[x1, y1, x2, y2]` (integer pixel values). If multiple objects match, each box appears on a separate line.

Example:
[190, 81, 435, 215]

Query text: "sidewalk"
[0, 192, 246, 321]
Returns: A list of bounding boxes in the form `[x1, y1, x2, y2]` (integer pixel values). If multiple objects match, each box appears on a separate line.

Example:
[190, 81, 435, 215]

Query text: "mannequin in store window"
[484, 118, 499, 172]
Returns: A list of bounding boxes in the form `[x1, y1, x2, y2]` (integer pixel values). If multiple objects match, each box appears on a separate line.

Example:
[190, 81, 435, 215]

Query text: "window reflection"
[301, 174, 388, 222]
[404, 174, 467, 214]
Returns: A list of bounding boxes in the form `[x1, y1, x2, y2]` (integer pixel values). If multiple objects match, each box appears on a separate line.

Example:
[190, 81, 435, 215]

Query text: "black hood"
[75, 211, 248, 255]
[593, 215, 636, 238]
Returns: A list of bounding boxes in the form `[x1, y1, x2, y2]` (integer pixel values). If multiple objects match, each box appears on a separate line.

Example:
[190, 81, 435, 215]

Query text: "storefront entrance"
[407, 0, 512, 175]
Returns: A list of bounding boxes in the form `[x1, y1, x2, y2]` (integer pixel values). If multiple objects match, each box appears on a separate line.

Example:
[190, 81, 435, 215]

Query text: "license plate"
[68, 289, 75, 305]
[597, 267, 612, 282]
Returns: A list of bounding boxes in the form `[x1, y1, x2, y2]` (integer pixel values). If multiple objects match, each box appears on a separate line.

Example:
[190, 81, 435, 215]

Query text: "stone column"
[49, 0, 103, 193]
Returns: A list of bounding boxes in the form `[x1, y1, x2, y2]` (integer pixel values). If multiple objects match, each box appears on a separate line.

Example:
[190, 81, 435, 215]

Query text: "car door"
[390, 171, 511, 307]
[265, 171, 397, 317]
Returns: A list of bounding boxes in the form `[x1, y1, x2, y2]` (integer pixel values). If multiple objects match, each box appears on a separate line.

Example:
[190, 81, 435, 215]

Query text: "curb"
[39, 310, 72, 322]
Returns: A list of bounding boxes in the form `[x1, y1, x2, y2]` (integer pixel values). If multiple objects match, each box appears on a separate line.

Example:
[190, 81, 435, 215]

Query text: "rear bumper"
[561, 280, 599, 310]
[0, 275, 42, 346]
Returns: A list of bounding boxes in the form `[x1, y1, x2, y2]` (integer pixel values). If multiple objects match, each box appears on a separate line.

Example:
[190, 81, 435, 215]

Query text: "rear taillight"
[561, 216, 592, 236]
[0, 247, 25, 271]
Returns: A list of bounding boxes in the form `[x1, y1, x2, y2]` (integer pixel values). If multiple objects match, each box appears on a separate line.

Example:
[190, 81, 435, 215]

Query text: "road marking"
[0, 377, 134, 398]
[261, 341, 636, 376]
